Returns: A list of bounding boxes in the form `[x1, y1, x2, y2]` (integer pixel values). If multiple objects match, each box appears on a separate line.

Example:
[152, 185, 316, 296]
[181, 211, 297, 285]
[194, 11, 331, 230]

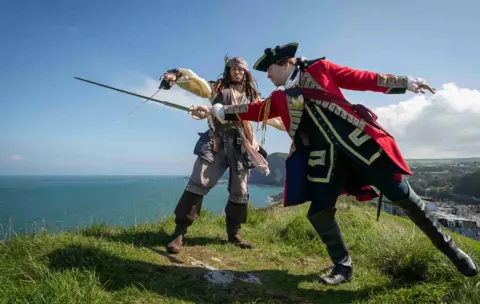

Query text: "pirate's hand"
[189, 105, 212, 120]
[190, 104, 227, 123]
[159, 70, 181, 90]
[407, 77, 436, 94]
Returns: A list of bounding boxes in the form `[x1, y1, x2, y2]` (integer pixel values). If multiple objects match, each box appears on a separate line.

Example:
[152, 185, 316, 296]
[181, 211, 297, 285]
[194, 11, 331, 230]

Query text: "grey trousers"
[185, 149, 250, 204]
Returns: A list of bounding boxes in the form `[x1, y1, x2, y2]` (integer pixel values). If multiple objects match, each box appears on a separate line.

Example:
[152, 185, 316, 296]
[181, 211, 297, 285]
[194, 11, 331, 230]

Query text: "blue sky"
[1, 0, 479, 175]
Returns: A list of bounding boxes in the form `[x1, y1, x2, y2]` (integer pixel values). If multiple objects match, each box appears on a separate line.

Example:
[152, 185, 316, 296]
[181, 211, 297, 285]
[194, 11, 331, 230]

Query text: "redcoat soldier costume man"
[192, 42, 478, 285]
[161, 57, 285, 253]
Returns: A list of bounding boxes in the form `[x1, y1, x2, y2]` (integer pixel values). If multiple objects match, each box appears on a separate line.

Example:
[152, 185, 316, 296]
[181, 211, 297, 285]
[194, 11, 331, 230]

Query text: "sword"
[74, 76, 191, 112]
[376, 192, 384, 222]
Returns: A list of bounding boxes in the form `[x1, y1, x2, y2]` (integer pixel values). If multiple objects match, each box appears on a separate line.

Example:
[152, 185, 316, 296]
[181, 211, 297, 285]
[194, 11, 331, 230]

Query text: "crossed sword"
[73, 77, 208, 121]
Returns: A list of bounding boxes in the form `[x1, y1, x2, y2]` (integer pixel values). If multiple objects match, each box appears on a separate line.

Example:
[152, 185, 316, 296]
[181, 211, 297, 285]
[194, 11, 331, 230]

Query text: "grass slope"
[0, 197, 479, 304]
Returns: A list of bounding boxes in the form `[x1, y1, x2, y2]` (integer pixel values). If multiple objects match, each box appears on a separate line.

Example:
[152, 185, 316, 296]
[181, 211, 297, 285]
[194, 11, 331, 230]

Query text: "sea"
[0, 175, 283, 240]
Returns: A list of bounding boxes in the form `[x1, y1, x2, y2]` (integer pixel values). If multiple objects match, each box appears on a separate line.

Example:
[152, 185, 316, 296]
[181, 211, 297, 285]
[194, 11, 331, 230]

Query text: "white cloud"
[10, 155, 24, 162]
[372, 83, 480, 158]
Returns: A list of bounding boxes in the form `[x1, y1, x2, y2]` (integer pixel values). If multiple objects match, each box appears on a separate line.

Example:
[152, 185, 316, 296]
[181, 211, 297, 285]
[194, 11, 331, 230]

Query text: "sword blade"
[376, 193, 384, 222]
[74, 77, 190, 112]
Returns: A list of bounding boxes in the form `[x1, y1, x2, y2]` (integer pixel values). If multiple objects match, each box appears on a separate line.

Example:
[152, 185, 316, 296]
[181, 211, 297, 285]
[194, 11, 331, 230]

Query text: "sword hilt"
[188, 105, 210, 120]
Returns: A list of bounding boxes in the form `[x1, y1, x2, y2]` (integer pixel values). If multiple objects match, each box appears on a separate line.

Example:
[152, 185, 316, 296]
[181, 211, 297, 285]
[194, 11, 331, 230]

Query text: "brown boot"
[166, 226, 186, 254]
[165, 190, 203, 254]
[227, 224, 256, 248]
[225, 201, 255, 249]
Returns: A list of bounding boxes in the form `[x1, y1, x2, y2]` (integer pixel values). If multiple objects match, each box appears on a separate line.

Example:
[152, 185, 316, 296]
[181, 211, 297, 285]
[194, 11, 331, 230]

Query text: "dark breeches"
[307, 148, 410, 216]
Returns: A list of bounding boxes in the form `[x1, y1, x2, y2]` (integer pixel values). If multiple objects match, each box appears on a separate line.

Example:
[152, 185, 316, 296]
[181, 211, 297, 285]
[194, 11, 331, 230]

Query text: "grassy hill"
[0, 197, 479, 303]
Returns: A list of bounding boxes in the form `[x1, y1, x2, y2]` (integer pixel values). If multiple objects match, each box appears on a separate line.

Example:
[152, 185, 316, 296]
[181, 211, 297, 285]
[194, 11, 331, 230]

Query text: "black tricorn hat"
[253, 42, 299, 72]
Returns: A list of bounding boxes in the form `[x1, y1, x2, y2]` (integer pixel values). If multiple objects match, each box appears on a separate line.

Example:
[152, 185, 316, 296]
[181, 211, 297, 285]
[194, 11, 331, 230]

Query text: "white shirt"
[283, 67, 300, 89]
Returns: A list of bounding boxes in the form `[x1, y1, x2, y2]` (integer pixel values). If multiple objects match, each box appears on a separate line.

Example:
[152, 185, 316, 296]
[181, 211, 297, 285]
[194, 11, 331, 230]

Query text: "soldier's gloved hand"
[407, 77, 436, 94]
[210, 103, 226, 123]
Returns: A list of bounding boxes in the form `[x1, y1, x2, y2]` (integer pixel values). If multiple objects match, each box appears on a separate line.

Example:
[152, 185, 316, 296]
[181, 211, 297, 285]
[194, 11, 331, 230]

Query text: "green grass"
[0, 197, 479, 303]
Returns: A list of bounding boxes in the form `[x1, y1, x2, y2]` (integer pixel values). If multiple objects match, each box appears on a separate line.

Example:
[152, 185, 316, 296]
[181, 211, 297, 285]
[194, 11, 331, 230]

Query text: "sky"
[1, 0, 480, 175]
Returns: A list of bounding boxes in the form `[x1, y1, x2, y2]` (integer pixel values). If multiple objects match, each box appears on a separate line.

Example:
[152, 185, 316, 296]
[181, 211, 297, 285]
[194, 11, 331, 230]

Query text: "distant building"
[453, 205, 471, 218]
[432, 211, 480, 241]
[438, 207, 456, 214]
[472, 214, 480, 226]
[426, 202, 438, 211]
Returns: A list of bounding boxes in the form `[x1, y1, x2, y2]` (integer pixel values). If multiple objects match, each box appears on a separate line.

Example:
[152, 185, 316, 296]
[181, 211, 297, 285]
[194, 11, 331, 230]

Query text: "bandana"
[227, 57, 249, 71]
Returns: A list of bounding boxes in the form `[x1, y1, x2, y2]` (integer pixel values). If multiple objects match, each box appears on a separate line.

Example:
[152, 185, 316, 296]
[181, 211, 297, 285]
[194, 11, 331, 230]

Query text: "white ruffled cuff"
[211, 103, 226, 124]
[407, 77, 426, 93]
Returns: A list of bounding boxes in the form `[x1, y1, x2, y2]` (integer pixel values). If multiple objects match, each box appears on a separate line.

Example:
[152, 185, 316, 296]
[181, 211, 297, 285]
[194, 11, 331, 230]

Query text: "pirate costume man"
[163, 57, 284, 253]
[194, 42, 478, 285]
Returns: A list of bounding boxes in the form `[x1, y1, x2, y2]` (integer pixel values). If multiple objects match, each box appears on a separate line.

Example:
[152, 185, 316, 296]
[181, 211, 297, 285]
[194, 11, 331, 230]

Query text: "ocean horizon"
[0, 175, 283, 240]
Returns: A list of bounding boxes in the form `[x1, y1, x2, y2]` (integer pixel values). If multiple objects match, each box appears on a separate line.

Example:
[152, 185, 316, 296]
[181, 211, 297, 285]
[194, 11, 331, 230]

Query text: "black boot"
[391, 182, 478, 277]
[225, 201, 255, 249]
[308, 207, 353, 285]
[166, 190, 203, 254]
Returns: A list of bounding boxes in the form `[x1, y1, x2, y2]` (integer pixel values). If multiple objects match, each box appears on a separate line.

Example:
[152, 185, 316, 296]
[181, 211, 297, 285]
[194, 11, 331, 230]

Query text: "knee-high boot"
[308, 207, 353, 285]
[391, 182, 478, 277]
[225, 201, 255, 249]
[166, 190, 203, 254]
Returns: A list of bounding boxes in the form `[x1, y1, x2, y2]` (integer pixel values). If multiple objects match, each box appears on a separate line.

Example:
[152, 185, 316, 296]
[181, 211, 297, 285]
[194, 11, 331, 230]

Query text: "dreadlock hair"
[217, 65, 261, 102]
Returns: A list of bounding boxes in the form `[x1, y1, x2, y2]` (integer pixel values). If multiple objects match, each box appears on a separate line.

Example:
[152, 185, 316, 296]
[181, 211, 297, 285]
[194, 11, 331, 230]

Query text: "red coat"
[227, 59, 411, 176]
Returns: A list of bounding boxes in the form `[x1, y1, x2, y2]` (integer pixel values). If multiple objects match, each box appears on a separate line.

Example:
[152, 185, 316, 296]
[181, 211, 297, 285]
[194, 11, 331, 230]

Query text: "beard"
[229, 76, 246, 92]
[230, 77, 243, 84]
